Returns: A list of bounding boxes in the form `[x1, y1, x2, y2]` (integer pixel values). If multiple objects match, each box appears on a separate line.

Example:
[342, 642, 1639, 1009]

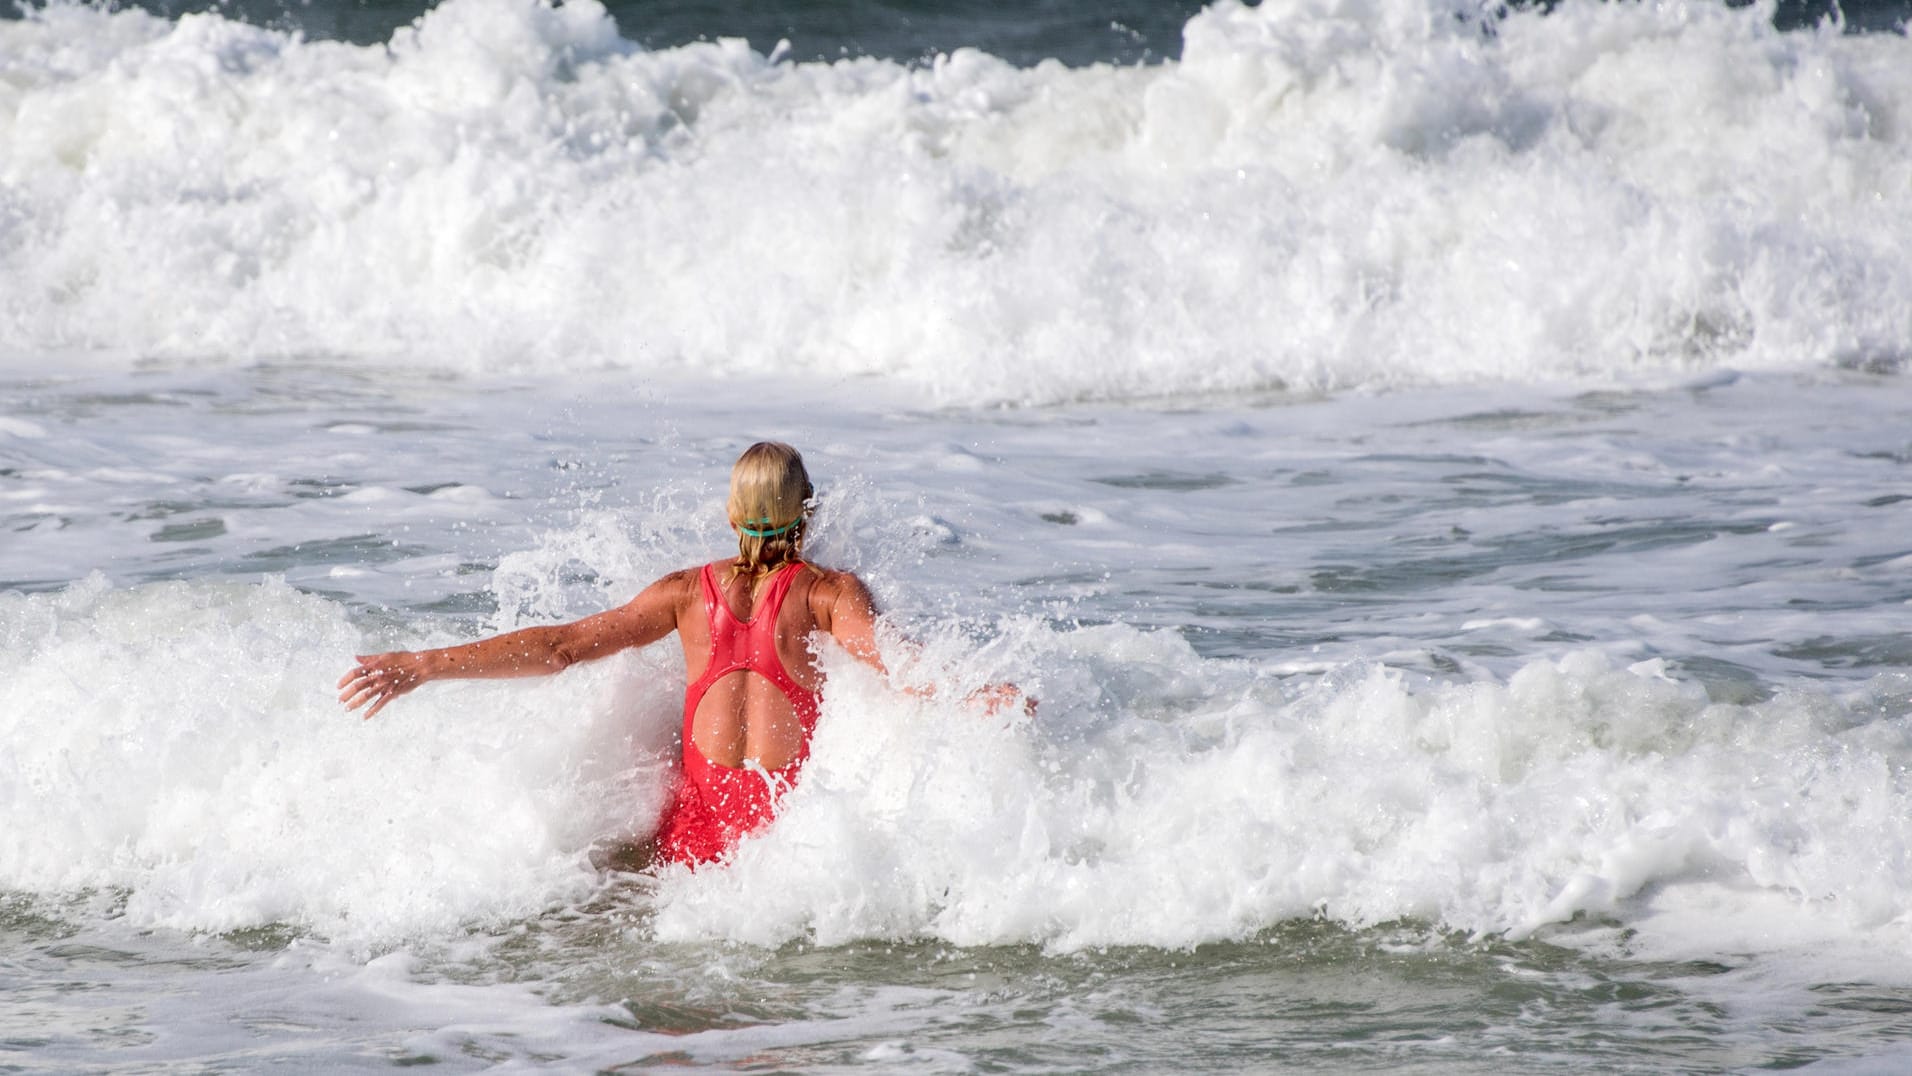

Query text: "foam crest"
[0, 573, 667, 938]
[654, 632, 1912, 953]
[4, 556, 1910, 954]
[1, 0, 1907, 401]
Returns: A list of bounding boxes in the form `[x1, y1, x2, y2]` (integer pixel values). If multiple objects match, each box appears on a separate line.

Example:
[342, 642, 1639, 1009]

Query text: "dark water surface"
[8, 0, 1906, 66]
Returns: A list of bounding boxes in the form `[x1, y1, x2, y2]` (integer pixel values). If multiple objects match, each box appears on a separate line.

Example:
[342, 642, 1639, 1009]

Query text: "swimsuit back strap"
[697, 561, 725, 624]
[741, 561, 814, 714]
[699, 559, 805, 629]
[686, 560, 816, 719]
[751, 559, 806, 630]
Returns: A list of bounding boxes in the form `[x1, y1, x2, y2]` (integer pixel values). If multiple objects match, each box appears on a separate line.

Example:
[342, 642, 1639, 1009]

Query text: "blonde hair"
[727, 441, 814, 590]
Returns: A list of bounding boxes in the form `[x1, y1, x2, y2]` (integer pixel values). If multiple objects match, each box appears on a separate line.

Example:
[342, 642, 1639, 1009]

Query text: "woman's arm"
[338, 570, 691, 719]
[811, 570, 888, 675]
[812, 571, 1033, 715]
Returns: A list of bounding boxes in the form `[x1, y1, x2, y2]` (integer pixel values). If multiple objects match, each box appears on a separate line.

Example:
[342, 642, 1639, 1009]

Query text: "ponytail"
[725, 442, 814, 594]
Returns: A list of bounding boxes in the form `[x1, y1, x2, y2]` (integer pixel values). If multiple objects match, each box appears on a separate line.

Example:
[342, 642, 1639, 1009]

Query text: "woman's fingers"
[341, 679, 381, 711]
[966, 682, 1036, 717]
[338, 654, 416, 719]
[360, 689, 394, 720]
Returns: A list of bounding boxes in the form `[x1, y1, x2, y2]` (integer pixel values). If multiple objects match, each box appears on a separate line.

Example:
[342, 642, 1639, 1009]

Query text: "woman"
[338, 441, 1018, 868]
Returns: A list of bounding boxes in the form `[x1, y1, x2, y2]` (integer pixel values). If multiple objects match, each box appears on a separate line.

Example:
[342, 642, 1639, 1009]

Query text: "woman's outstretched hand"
[338, 652, 428, 720]
[968, 682, 1036, 717]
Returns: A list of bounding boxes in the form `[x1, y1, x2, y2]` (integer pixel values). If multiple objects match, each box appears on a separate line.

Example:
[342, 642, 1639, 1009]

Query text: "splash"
[5, 562, 1910, 954]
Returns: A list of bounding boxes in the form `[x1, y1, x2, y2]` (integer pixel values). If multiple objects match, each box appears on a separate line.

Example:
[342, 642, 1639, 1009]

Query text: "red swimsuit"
[652, 561, 822, 866]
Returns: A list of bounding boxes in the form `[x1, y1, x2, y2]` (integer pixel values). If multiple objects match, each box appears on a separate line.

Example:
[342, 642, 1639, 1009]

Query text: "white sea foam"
[660, 635, 1912, 954]
[2, 0, 1908, 402]
[4, 561, 1908, 956]
[0, 573, 660, 936]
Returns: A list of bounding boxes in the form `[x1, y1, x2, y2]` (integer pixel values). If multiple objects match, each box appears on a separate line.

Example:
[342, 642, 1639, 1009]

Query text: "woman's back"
[677, 561, 828, 772]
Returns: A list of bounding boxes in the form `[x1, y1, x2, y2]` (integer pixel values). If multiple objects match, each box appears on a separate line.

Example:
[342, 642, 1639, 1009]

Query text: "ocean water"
[5, 0, 1912, 1070]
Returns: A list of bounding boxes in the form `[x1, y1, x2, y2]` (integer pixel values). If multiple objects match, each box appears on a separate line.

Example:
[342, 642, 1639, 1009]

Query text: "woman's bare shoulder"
[802, 565, 875, 613]
[624, 565, 704, 609]
[802, 563, 865, 588]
